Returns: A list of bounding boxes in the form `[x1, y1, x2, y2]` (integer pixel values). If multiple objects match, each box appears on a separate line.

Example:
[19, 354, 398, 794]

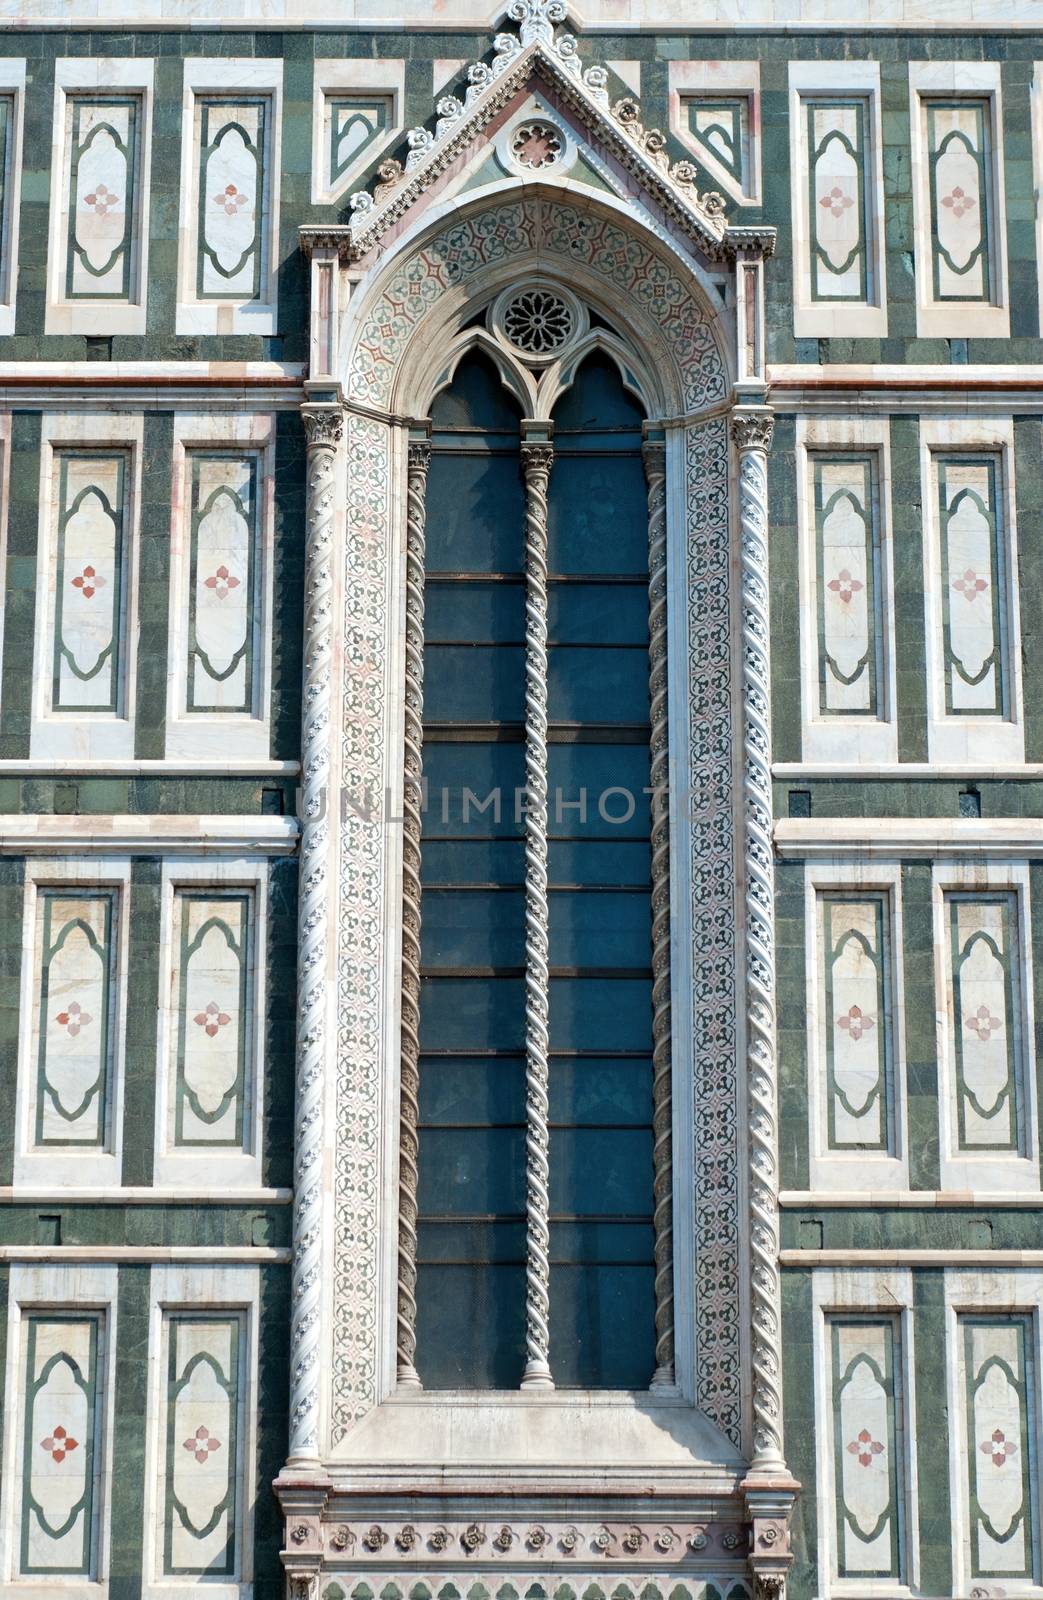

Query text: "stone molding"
[731, 407, 785, 1477]
[775, 817, 1043, 857]
[288, 400, 343, 1463]
[0, 814, 299, 854]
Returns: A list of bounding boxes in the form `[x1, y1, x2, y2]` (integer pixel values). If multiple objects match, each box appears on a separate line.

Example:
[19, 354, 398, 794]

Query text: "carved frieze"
[308, 1518, 749, 1565]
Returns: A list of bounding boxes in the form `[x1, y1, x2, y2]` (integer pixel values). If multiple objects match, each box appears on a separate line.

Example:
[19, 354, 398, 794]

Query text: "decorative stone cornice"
[724, 225, 778, 261]
[299, 226, 353, 261]
[342, 1, 732, 264]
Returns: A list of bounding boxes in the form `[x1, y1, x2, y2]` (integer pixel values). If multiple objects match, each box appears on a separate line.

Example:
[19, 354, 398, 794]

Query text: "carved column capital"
[407, 439, 432, 473]
[731, 406, 775, 455]
[302, 406, 344, 450]
[520, 440, 555, 476]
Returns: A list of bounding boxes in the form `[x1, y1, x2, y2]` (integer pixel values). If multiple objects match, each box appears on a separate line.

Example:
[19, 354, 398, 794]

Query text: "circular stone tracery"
[511, 121, 564, 170]
[499, 287, 576, 357]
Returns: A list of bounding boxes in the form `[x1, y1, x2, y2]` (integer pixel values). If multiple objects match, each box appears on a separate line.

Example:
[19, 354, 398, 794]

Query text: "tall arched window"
[410, 339, 660, 1391]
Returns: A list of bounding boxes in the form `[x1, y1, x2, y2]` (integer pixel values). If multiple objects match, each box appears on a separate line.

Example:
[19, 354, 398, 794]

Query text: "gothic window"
[167, 889, 255, 1151]
[195, 97, 269, 303]
[910, 66, 1008, 337]
[411, 348, 658, 1390]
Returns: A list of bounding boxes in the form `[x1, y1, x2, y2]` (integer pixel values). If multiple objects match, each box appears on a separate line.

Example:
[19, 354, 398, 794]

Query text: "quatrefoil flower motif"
[952, 567, 988, 602]
[183, 1425, 221, 1464]
[846, 1427, 884, 1468]
[193, 1000, 232, 1038]
[965, 1004, 1002, 1042]
[820, 185, 854, 218]
[837, 1004, 874, 1043]
[213, 183, 250, 216]
[981, 1427, 1018, 1467]
[40, 1425, 79, 1463]
[83, 184, 120, 217]
[942, 186, 976, 219]
[55, 1001, 92, 1036]
[204, 564, 241, 601]
[827, 567, 864, 605]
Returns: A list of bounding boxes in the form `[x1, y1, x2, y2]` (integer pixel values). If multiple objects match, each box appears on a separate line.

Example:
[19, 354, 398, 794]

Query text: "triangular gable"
[342, 0, 744, 267]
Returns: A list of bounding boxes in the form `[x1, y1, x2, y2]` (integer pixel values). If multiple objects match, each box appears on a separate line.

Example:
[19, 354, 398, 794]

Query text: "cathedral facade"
[0, 2, 1039, 1598]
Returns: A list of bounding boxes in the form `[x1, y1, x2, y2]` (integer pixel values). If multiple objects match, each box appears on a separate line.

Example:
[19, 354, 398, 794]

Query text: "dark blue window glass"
[414, 349, 655, 1389]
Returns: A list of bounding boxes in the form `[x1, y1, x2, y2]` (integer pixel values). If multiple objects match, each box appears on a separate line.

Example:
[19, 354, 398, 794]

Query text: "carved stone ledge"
[307, 1517, 749, 1567]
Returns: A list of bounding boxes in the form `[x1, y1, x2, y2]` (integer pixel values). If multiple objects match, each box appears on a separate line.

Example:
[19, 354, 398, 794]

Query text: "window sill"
[326, 1390, 746, 1487]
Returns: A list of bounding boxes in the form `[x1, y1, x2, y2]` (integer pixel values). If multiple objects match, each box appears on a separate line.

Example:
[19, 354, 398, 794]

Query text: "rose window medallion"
[511, 120, 564, 170]
[500, 288, 575, 357]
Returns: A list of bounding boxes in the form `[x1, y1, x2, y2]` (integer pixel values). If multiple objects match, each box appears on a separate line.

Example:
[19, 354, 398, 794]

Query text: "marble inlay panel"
[170, 891, 252, 1149]
[64, 95, 139, 302]
[187, 453, 259, 714]
[830, 1317, 904, 1581]
[162, 1314, 244, 1577]
[32, 889, 116, 1148]
[51, 451, 128, 715]
[19, 1315, 101, 1577]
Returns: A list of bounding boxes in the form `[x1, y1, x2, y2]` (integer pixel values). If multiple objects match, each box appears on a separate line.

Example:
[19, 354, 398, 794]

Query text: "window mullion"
[519, 434, 555, 1391]
[644, 435, 676, 1391]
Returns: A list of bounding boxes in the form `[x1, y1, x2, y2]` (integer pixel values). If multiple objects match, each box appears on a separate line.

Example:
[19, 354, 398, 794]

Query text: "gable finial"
[507, 0, 568, 49]
[343, 0, 732, 254]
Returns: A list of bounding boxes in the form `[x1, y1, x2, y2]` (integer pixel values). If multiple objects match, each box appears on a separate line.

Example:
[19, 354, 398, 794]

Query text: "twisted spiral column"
[643, 440, 675, 1391]
[519, 440, 554, 1391]
[287, 404, 342, 1463]
[732, 406, 787, 1474]
[397, 436, 432, 1390]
